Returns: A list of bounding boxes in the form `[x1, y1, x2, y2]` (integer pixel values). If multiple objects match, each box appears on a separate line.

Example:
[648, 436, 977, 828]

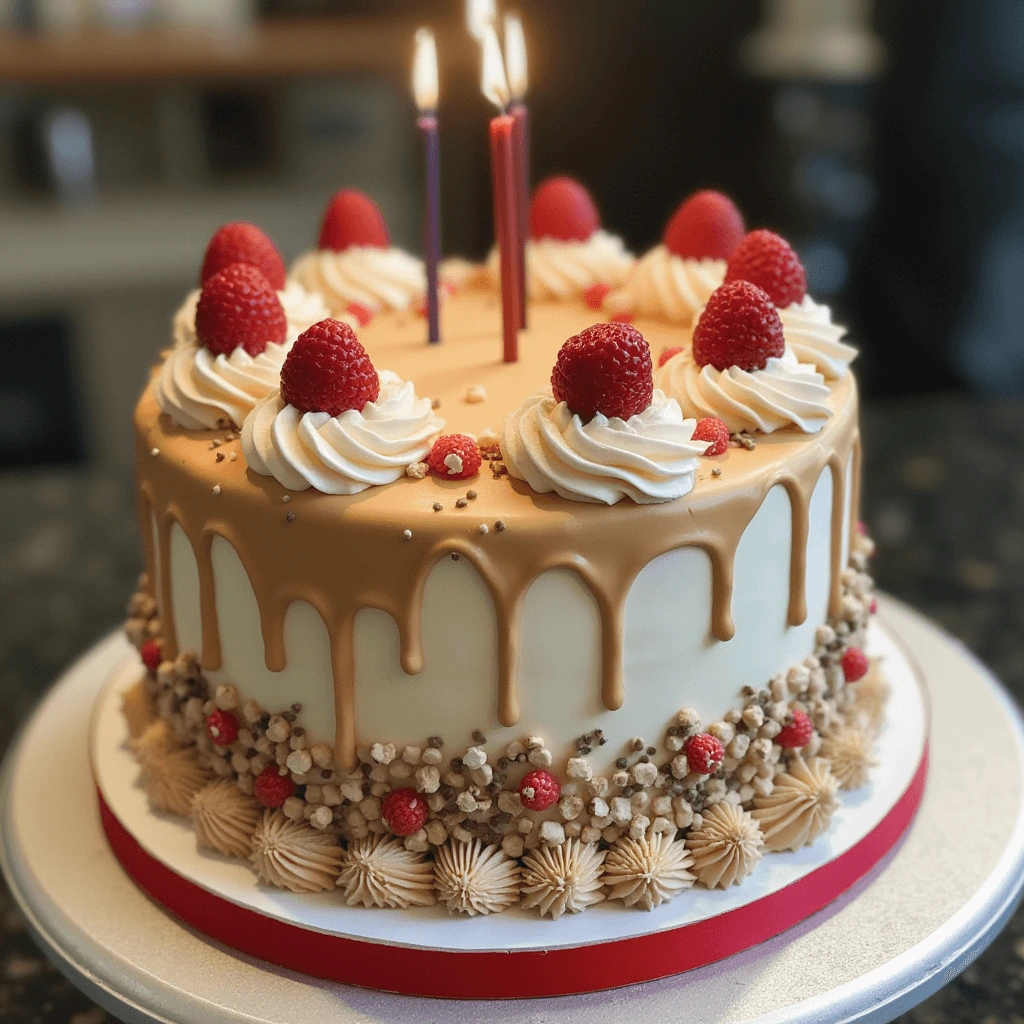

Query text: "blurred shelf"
[0, 17, 426, 87]
[0, 186, 418, 300]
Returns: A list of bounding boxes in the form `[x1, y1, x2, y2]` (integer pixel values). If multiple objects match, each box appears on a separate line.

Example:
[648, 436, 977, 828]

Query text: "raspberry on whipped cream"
[241, 369, 444, 495]
[289, 189, 425, 316]
[485, 176, 634, 302]
[604, 189, 747, 324]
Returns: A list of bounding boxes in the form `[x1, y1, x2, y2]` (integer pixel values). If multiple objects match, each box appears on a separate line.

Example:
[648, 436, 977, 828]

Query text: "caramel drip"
[133, 302, 861, 771]
[783, 479, 810, 628]
[850, 432, 863, 550]
[827, 455, 847, 621]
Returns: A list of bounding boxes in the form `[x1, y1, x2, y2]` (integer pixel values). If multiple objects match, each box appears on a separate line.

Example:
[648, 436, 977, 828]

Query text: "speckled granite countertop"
[2, 398, 1023, 1024]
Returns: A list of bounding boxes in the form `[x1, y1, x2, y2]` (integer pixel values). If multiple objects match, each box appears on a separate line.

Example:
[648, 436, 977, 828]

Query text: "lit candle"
[465, 0, 496, 41]
[413, 28, 441, 344]
[504, 13, 529, 329]
[481, 25, 520, 362]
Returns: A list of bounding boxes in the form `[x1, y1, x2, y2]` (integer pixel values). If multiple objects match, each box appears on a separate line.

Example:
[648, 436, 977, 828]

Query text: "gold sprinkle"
[455, 498, 468, 509]
[466, 490, 478, 500]
[282, 495, 291, 503]
[431, 398, 442, 410]
[228, 451, 237, 462]
[432, 503, 443, 512]
[711, 467, 722, 477]
[495, 520, 507, 532]
[150, 447, 160, 457]
[285, 511, 295, 523]
[479, 524, 489, 535]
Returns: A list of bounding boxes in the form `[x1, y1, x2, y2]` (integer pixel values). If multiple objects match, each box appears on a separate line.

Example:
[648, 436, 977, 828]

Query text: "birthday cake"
[106, 179, 911, 992]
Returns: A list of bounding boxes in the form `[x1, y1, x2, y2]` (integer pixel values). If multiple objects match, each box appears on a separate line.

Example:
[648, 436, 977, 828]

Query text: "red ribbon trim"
[99, 744, 927, 999]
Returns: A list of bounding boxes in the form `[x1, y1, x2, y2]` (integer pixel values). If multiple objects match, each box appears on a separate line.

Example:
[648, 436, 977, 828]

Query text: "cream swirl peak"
[501, 388, 709, 505]
[241, 370, 444, 494]
[606, 245, 725, 324]
[289, 247, 426, 316]
[171, 282, 331, 350]
[779, 296, 858, 379]
[484, 230, 634, 301]
[655, 344, 833, 435]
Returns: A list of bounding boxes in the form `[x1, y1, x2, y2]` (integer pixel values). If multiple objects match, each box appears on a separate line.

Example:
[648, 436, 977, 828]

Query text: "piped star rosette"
[605, 190, 745, 324]
[289, 188, 425, 319]
[156, 224, 332, 431]
[655, 275, 833, 435]
[241, 318, 444, 495]
[485, 176, 634, 302]
[501, 322, 710, 505]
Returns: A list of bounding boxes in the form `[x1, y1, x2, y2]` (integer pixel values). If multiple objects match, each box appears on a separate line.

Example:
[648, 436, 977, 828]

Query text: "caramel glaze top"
[136, 291, 861, 769]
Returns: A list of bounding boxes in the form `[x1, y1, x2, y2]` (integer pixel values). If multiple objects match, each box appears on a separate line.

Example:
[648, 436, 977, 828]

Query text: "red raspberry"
[200, 222, 286, 291]
[530, 176, 599, 242]
[684, 733, 724, 775]
[870, 598, 878, 615]
[382, 788, 429, 836]
[692, 280, 785, 372]
[657, 346, 684, 368]
[427, 434, 482, 480]
[346, 301, 374, 328]
[584, 282, 610, 310]
[253, 765, 295, 808]
[856, 520, 868, 536]
[551, 322, 653, 423]
[692, 416, 730, 457]
[609, 310, 635, 324]
[725, 229, 807, 308]
[280, 319, 379, 416]
[842, 646, 870, 683]
[518, 770, 560, 811]
[195, 263, 287, 357]
[663, 189, 745, 261]
[776, 708, 814, 749]
[140, 637, 162, 674]
[318, 188, 390, 252]
[205, 709, 239, 747]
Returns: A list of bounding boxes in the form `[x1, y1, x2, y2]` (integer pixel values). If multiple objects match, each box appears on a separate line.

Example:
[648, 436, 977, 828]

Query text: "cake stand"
[2, 596, 1023, 1024]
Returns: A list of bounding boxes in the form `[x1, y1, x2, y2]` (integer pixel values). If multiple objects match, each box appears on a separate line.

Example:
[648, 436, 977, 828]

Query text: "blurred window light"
[795, 154, 875, 220]
[773, 86, 821, 136]
[42, 107, 96, 204]
[799, 239, 848, 296]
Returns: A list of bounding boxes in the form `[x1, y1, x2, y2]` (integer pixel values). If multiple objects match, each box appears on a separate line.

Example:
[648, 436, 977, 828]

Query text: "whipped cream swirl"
[607, 245, 725, 324]
[241, 371, 444, 494]
[289, 246, 425, 315]
[485, 230, 634, 301]
[779, 296, 858, 379]
[501, 388, 708, 505]
[655, 344, 833, 434]
[171, 282, 330, 350]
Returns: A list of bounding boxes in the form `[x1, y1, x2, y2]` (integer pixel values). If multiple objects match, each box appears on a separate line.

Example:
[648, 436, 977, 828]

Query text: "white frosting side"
[607, 245, 725, 323]
[656, 344, 833, 434]
[289, 247, 425, 315]
[501, 388, 708, 505]
[779, 296, 858, 379]
[485, 231, 634, 300]
[241, 370, 444, 494]
[171, 283, 330, 350]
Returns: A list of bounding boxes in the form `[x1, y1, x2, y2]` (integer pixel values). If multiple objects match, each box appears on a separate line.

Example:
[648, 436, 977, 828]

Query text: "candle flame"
[466, 0, 497, 42]
[504, 14, 527, 101]
[412, 28, 439, 112]
[480, 25, 510, 110]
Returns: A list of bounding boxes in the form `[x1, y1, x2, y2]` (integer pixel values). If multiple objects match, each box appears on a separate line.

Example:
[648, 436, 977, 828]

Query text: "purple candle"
[413, 29, 441, 344]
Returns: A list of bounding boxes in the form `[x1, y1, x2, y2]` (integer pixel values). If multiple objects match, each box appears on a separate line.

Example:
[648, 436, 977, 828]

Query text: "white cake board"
[2, 596, 1023, 1024]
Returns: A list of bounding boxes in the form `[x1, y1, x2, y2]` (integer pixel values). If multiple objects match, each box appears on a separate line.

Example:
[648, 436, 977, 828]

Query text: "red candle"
[509, 102, 529, 329]
[489, 112, 520, 363]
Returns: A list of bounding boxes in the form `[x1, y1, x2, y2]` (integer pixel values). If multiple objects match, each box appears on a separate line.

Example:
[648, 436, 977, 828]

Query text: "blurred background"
[2, 1, 1024, 1021]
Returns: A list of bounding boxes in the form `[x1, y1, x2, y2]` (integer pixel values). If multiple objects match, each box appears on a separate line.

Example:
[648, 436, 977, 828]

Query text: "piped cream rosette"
[778, 296, 857, 379]
[605, 245, 726, 324]
[485, 230, 634, 302]
[655, 340, 833, 435]
[501, 388, 709, 505]
[241, 370, 444, 495]
[289, 246, 426, 317]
